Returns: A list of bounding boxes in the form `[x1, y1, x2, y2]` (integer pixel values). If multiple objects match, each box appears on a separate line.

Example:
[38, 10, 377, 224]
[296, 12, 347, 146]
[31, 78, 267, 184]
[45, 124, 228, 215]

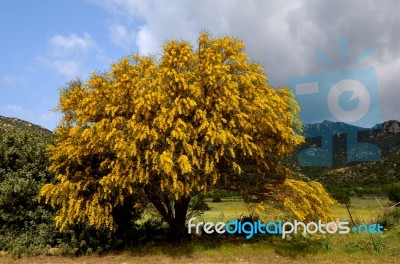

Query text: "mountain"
[303, 120, 366, 136]
[297, 120, 400, 165]
[366, 120, 400, 155]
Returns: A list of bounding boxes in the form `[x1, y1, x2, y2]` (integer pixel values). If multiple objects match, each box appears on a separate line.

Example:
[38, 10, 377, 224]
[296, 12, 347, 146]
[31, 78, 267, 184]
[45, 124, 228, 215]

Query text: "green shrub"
[387, 184, 400, 204]
[189, 194, 210, 212]
[378, 207, 400, 228]
[0, 128, 58, 257]
[57, 225, 120, 255]
[0, 126, 147, 257]
[207, 189, 238, 199]
[212, 197, 222, 203]
[344, 239, 370, 253]
[274, 234, 330, 257]
[57, 196, 144, 255]
[371, 235, 387, 253]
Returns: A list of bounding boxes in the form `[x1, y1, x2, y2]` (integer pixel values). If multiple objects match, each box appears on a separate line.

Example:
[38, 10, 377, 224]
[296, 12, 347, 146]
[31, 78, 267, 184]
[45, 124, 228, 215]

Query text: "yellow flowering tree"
[40, 32, 333, 240]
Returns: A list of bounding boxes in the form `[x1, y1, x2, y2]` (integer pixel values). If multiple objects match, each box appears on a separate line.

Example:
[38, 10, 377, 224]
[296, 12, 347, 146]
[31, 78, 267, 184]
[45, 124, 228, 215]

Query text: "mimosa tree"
[40, 32, 335, 240]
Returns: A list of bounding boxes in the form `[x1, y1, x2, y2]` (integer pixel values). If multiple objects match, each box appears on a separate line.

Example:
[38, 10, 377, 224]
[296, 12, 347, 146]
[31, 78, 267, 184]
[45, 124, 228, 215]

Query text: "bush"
[274, 234, 329, 257]
[0, 128, 59, 257]
[58, 196, 144, 255]
[54, 226, 115, 255]
[387, 184, 400, 205]
[209, 190, 239, 203]
[212, 197, 222, 203]
[0, 126, 151, 257]
[378, 207, 400, 229]
[189, 194, 210, 212]
[0, 218, 59, 257]
[135, 219, 167, 244]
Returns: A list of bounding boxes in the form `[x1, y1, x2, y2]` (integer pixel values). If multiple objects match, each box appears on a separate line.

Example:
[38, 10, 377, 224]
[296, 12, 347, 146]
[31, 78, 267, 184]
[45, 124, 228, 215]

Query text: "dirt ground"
[0, 252, 398, 264]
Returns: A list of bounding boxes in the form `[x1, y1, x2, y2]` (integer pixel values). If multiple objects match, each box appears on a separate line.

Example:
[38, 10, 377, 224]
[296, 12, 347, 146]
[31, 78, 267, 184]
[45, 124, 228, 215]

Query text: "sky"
[1, 0, 399, 130]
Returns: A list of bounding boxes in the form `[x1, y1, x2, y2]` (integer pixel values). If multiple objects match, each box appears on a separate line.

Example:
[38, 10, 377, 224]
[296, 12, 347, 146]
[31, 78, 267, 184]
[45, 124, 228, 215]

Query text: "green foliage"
[57, 226, 121, 255]
[303, 151, 400, 196]
[386, 183, 400, 204]
[0, 116, 52, 137]
[135, 219, 168, 244]
[378, 208, 400, 229]
[0, 120, 146, 257]
[344, 239, 371, 253]
[211, 197, 222, 203]
[0, 219, 59, 257]
[330, 190, 351, 205]
[371, 235, 386, 253]
[0, 125, 57, 257]
[188, 194, 210, 214]
[343, 235, 387, 254]
[206, 189, 238, 200]
[274, 234, 329, 257]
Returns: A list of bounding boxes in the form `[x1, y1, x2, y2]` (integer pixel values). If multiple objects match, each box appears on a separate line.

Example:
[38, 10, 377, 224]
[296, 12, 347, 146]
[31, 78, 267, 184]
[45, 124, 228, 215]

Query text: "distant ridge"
[0, 115, 53, 135]
[373, 120, 400, 134]
[304, 120, 400, 134]
[303, 120, 400, 156]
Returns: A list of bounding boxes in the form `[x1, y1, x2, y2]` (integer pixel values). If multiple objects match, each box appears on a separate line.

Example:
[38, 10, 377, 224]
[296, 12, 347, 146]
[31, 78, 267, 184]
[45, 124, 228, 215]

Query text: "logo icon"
[287, 37, 382, 166]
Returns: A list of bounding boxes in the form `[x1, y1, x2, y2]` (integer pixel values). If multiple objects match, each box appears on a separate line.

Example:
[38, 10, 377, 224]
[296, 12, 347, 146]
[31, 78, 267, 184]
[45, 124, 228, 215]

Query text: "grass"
[1, 197, 399, 264]
[1, 234, 399, 264]
[200, 197, 389, 223]
[200, 199, 249, 222]
[331, 197, 388, 223]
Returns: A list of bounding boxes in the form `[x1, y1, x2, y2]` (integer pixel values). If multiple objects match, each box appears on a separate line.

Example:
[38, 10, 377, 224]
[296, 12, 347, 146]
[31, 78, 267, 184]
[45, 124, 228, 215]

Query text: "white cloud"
[108, 24, 136, 48]
[135, 24, 159, 54]
[89, 0, 400, 125]
[36, 56, 81, 79]
[375, 57, 400, 122]
[50, 32, 95, 56]
[51, 60, 81, 78]
[91, 0, 400, 77]
[0, 74, 26, 87]
[90, 0, 151, 17]
[37, 32, 100, 78]
[90, 0, 308, 75]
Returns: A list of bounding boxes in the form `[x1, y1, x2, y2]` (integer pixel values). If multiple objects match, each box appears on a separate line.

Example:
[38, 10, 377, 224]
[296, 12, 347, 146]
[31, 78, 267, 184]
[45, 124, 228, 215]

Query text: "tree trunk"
[144, 184, 192, 242]
[346, 203, 356, 226]
[169, 197, 191, 242]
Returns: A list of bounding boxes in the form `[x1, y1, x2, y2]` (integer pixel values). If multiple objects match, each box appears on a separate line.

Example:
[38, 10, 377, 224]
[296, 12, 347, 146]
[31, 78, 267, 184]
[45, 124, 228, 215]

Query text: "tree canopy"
[40, 32, 334, 238]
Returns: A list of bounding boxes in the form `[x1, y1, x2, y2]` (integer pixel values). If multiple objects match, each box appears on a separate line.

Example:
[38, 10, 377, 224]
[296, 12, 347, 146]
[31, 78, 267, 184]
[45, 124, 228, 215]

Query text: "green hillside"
[317, 150, 400, 194]
[290, 120, 400, 195]
[0, 115, 53, 136]
[0, 115, 56, 256]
